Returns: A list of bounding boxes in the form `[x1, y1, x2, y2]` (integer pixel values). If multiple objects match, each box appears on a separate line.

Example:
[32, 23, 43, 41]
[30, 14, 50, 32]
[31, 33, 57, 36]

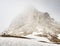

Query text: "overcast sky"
[0, 0, 60, 32]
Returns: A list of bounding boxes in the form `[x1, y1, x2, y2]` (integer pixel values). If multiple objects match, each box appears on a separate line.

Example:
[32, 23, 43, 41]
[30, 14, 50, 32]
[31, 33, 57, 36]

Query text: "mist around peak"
[1, 6, 60, 44]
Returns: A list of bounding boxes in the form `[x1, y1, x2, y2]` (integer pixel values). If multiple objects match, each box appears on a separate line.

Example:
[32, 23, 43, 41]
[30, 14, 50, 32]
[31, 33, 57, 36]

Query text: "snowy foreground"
[0, 36, 60, 46]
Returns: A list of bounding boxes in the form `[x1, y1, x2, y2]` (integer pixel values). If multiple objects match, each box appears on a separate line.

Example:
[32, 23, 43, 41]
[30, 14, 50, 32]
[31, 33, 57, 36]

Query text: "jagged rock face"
[3, 7, 60, 37]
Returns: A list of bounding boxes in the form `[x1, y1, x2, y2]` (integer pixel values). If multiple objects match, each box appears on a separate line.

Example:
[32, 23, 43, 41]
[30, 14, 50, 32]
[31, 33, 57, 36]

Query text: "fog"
[0, 0, 60, 32]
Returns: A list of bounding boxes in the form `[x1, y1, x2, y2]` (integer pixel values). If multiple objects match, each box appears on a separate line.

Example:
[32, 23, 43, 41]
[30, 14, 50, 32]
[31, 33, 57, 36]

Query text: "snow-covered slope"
[0, 37, 60, 46]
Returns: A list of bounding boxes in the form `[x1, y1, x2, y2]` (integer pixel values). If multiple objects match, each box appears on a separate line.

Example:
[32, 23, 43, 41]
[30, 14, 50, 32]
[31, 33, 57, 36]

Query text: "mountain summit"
[2, 7, 60, 43]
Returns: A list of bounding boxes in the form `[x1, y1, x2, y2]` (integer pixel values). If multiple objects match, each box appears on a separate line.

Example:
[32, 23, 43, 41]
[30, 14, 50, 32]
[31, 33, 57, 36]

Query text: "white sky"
[0, 0, 60, 32]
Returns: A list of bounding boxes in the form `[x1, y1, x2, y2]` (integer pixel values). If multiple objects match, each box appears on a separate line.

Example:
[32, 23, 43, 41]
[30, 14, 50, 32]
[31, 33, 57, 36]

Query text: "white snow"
[0, 37, 60, 46]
